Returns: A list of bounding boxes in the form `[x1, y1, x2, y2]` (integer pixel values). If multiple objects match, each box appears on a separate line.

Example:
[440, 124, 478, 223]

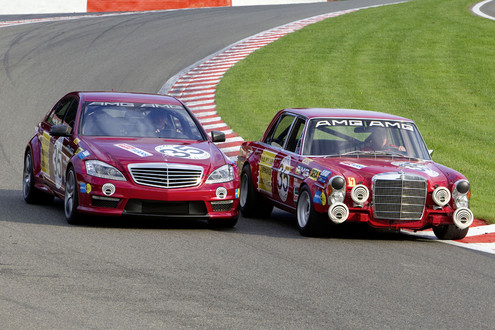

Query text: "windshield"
[80, 102, 204, 140]
[302, 118, 430, 160]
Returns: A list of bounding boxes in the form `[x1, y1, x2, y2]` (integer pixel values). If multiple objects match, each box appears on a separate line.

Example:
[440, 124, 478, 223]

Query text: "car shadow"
[2, 188, 428, 240]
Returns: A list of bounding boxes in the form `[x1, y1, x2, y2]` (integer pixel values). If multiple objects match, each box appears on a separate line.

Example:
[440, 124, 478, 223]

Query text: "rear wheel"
[23, 150, 54, 204]
[64, 167, 81, 225]
[239, 165, 273, 218]
[433, 224, 469, 240]
[296, 187, 325, 236]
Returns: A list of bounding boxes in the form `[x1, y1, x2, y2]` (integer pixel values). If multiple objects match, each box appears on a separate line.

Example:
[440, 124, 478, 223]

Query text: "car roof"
[282, 108, 413, 122]
[75, 91, 183, 105]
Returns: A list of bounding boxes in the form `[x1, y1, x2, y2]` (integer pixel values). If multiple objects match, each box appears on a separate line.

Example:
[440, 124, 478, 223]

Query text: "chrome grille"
[128, 163, 203, 189]
[372, 172, 426, 220]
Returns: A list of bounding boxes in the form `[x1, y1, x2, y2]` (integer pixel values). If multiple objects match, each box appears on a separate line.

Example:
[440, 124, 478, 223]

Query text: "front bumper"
[75, 173, 239, 220]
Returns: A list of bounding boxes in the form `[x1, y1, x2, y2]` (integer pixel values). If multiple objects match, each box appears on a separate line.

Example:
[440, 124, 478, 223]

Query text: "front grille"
[128, 163, 203, 189]
[372, 172, 427, 220]
[211, 200, 234, 212]
[125, 199, 207, 215]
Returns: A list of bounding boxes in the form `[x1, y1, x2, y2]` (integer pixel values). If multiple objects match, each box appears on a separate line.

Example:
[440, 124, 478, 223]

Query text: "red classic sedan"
[237, 108, 473, 239]
[23, 91, 239, 226]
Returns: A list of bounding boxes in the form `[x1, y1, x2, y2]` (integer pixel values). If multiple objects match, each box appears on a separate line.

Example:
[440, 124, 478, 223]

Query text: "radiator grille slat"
[373, 173, 427, 220]
[128, 163, 203, 189]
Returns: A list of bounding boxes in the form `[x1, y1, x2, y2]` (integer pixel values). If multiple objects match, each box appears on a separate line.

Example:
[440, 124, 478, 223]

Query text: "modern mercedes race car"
[23, 91, 239, 227]
[237, 108, 473, 239]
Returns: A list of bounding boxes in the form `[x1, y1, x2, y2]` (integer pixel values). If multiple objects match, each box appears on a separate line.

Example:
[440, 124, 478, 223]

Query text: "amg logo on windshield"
[315, 119, 414, 131]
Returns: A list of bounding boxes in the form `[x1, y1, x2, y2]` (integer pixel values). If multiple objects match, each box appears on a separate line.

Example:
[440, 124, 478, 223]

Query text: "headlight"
[351, 185, 369, 206]
[453, 180, 470, 209]
[327, 176, 346, 204]
[85, 160, 126, 181]
[206, 164, 234, 184]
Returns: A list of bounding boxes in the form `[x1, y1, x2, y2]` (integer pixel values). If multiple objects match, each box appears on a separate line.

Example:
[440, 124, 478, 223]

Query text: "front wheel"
[64, 167, 81, 225]
[296, 187, 325, 237]
[433, 224, 468, 240]
[239, 165, 273, 218]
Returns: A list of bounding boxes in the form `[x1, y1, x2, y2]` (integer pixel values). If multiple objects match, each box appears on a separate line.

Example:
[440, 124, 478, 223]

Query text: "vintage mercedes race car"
[237, 108, 473, 239]
[23, 91, 239, 227]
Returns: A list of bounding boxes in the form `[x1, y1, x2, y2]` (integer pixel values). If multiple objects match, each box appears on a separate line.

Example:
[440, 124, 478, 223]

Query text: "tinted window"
[80, 102, 204, 140]
[264, 114, 296, 148]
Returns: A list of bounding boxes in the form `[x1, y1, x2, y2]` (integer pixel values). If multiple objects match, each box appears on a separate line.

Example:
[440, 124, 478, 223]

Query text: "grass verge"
[215, 0, 495, 223]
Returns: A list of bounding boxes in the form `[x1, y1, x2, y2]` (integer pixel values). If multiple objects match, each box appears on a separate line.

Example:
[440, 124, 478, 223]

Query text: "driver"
[368, 128, 406, 152]
[152, 111, 172, 134]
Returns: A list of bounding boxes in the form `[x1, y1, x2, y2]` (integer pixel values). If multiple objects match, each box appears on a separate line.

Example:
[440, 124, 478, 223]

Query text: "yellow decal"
[40, 131, 51, 175]
[302, 158, 312, 165]
[73, 138, 80, 145]
[309, 168, 321, 181]
[347, 177, 356, 187]
[321, 192, 327, 206]
[258, 150, 276, 195]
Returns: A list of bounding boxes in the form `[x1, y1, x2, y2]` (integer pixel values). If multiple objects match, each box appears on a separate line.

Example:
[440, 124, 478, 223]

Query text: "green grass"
[215, 0, 495, 223]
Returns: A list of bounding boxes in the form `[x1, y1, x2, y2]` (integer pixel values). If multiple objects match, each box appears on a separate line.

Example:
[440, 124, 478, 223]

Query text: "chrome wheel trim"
[297, 190, 311, 228]
[23, 153, 32, 199]
[240, 172, 248, 208]
[64, 171, 75, 218]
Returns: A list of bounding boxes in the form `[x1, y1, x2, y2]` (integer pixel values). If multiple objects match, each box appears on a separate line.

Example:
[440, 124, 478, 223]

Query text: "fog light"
[328, 203, 349, 224]
[216, 187, 227, 199]
[433, 187, 450, 207]
[453, 208, 473, 230]
[351, 185, 369, 206]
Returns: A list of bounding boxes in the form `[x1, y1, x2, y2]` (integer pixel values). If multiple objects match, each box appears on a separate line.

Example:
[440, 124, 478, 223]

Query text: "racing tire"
[64, 167, 82, 225]
[239, 165, 273, 218]
[296, 187, 325, 237]
[432, 224, 469, 240]
[208, 215, 239, 229]
[23, 150, 54, 204]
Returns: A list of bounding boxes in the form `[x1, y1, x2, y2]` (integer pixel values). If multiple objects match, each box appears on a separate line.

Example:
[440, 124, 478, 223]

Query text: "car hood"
[311, 156, 454, 186]
[79, 137, 228, 172]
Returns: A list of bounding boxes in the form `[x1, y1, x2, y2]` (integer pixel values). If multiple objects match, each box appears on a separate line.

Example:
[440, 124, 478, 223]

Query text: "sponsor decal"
[340, 161, 367, 170]
[115, 143, 153, 157]
[235, 188, 239, 199]
[78, 150, 91, 160]
[321, 192, 327, 206]
[75, 147, 84, 154]
[309, 168, 321, 181]
[317, 170, 331, 184]
[295, 164, 310, 178]
[155, 145, 210, 160]
[277, 156, 291, 202]
[40, 131, 51, 175]
[88, 102, 183, 110]
[80, 183, 92, 194]
[52, 137, 64, 189]
[315, 119, 414, 131]
[73, 138, 80, 145]
[302, 158, 312, 165]
[258, 150, 276, 195]
[392, 161, 440, 177]
[313, 190, 323, 204]
[347, 177, 357, 187]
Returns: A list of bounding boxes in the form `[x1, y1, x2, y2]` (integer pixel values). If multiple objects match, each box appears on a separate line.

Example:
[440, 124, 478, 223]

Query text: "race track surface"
[0, 0, 493, 328]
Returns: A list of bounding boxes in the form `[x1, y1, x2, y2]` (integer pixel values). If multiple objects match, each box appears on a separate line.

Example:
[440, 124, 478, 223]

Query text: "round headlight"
[331, 176, 345, 190]
[351, 185, 369, 205]
[432, 186, 451, 207]
[455, 180, 470, 194]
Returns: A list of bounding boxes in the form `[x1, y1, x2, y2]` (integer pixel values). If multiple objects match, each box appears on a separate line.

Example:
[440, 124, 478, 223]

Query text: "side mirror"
[211, 130, 225, 143]
[50, 125, 71, 137]
[428, 149, 434, 157]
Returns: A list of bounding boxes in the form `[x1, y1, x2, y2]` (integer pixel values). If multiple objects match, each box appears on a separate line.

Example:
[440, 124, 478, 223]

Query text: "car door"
[38, 96, 79, 192]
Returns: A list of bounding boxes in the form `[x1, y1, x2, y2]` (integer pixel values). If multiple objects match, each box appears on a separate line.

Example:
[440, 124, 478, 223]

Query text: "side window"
[46, 97, 75, 126]
[285, 118, 306, 153]
[264, 114, 296, 148]
[62, 98, 79, 131]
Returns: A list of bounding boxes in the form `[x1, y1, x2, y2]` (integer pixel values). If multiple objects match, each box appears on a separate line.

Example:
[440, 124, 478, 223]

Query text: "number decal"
[155, 145, 210, 160]
[277, 156, 291, 202]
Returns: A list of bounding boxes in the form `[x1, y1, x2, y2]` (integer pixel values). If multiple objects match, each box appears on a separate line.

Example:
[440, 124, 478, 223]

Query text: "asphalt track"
[0, 0, 494, 328]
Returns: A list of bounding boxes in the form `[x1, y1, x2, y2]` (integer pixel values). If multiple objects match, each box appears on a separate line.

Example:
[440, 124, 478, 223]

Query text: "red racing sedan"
[237, 108, 473, 239]
[23, 91, 239, 227]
